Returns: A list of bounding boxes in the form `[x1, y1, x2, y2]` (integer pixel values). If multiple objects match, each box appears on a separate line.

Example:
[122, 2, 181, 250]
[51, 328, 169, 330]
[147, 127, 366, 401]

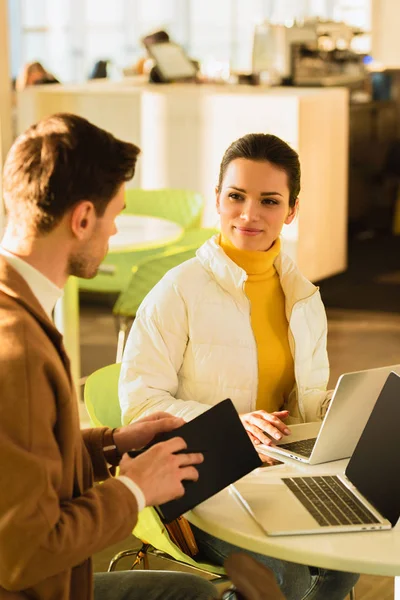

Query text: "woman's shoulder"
[276, 250, 315, 288]
[275, 250, 326, 312]
[163, 255, 211, 287]
[138, 256, 212, 313]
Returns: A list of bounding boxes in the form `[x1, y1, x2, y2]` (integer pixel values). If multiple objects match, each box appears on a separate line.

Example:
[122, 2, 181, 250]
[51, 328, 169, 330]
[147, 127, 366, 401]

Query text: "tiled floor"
[80, 294, 400, 599]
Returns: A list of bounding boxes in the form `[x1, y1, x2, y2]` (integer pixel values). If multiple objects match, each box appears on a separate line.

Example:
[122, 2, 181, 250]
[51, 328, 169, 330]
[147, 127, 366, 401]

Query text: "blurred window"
[9, 0, 371, 83]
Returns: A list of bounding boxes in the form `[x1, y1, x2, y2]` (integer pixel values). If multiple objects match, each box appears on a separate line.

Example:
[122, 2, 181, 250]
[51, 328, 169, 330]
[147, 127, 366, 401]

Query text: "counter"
[17, 81, 349, 281]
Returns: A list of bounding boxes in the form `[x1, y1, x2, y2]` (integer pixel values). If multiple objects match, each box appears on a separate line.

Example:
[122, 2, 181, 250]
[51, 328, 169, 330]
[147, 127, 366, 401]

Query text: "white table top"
[109, 214, 183, 252]
[187, 456, 400, 577]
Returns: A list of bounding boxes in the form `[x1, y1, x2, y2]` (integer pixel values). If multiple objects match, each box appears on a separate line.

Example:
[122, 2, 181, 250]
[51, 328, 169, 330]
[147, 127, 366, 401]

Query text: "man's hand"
[240, 410, 291, 447]
[119, 437, 203, 506]
[113, 412, 184, 455]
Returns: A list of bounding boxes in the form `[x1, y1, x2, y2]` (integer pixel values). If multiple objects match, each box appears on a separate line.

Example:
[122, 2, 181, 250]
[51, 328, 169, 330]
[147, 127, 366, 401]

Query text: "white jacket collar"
[196, 236, 247, 303]
[274, 253, 318, 319]
[196, 235, 318, 317]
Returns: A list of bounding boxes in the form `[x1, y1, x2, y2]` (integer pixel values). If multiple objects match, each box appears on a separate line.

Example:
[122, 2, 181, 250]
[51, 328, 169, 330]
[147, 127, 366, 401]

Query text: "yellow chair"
[84, 363, 225, 576]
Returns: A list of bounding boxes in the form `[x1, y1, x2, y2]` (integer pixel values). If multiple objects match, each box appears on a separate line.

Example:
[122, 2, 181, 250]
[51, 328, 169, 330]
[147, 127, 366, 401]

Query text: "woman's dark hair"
[217, 133, 300, 208]
[3, 113, 140, 234]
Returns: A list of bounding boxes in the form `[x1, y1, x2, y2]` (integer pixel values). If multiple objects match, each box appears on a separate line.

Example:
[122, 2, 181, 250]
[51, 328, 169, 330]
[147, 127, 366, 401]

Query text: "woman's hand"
[240, 410, 291, 446]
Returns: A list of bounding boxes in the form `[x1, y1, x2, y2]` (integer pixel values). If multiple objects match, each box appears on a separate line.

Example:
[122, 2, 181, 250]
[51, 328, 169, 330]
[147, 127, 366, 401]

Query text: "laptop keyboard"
[278, 437, 317, 458]
[282, 475, 381, 527]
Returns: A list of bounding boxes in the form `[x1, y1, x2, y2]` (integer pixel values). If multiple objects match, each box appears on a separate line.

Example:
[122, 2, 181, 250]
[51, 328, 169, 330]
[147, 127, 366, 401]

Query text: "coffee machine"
[252, 21, 317, 83]
[252, 20, 366, 88]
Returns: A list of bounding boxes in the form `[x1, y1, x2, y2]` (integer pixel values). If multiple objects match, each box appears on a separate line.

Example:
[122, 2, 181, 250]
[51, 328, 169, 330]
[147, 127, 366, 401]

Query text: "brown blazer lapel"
[0, 257, 72, 379]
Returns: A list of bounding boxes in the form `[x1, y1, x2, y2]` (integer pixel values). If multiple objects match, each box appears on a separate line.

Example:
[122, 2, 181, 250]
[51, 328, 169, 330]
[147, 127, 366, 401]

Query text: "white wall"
[371, 0, 400, 67]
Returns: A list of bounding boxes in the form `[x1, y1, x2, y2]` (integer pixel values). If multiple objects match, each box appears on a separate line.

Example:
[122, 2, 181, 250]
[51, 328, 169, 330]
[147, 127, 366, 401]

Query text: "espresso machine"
[252, 20, 367, 88]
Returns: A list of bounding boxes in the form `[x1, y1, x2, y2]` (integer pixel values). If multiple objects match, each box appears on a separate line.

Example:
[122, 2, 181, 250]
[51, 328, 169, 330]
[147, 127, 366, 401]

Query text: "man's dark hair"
[217, 133, 300, 208]
[3, 113, 141, 233]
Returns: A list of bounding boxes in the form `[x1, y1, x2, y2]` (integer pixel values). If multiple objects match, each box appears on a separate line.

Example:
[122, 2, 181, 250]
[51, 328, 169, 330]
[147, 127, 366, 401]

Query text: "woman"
[119, 133, 358, 599]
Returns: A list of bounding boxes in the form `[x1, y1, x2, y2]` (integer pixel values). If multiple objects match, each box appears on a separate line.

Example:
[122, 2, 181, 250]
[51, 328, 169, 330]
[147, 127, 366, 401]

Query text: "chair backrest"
[124, 189, 203, 230]
[83, 362, 225, 575]
[84, 363, 122, 429]
[113, 245, 198, 318]
[169, 227, 219, 251]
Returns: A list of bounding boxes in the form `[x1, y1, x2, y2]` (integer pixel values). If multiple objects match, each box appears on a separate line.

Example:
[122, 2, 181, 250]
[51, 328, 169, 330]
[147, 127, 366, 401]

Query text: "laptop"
[232, 372, 400, 536]
[260, 364, 400, 465]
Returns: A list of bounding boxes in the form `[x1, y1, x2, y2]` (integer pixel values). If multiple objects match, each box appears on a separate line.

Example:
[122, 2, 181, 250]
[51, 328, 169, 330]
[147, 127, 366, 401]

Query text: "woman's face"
[216, 158, 298, 252]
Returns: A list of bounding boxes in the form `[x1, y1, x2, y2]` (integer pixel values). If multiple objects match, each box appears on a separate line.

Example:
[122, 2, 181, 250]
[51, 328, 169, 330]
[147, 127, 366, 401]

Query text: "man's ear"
[285, 199, 299, 225]
[215, 186, 221, 214]
[70, 201, 96, 240]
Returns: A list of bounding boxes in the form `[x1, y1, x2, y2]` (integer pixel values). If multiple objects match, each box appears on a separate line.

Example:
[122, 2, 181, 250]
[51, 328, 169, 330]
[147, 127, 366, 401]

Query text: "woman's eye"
[261, 198, 278, 205]
[229, 193, 244, 201]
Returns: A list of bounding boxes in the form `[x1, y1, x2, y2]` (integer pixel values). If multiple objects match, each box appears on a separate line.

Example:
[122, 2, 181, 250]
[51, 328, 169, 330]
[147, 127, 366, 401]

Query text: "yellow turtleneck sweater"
[220, 235, 295, 413]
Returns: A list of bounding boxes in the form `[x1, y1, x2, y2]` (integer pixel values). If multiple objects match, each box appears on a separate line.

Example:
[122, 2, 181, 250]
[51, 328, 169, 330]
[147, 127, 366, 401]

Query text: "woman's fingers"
[243, 422, 274, 446]
[247, 415, 283, 441]
[247, 431, 261, 445]
[272, 410, 290, 419]
[253, 411, 291, 436]
[240, 410, 290, 447]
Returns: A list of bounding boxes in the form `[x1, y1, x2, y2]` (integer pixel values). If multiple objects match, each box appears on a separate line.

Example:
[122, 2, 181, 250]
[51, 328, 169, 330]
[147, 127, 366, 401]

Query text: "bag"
[164, 516, 199, 557]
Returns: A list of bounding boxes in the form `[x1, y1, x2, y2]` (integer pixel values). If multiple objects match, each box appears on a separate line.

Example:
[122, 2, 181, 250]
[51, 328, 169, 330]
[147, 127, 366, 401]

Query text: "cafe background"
[0, 1, 400, 598]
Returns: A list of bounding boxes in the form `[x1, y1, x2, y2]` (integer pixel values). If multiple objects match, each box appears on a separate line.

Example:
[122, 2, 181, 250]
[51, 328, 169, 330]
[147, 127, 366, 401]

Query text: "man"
[0, 113, 217, 600]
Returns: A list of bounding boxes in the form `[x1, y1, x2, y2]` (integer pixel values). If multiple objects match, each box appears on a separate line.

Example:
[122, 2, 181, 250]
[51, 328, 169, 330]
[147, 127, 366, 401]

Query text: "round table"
[187, 457, 400, 597]
[54, 215, 184, 391]
[110, 215, 183, 252]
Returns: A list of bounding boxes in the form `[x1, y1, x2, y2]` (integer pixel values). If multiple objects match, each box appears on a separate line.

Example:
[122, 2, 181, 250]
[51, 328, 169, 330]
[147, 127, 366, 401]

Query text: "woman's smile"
[234, 226, 263, 236]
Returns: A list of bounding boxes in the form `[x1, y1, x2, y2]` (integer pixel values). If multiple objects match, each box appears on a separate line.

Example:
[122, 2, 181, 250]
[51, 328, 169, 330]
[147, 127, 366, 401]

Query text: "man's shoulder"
[0, 290, 29, 329]
[0, 290, 52, 357]
[0, 288, 38, 323]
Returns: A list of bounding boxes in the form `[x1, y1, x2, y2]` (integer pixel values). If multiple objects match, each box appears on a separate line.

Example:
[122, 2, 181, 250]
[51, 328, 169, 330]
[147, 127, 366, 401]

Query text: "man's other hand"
[113, 412, 184, 455]
[119, 437, 203, 506]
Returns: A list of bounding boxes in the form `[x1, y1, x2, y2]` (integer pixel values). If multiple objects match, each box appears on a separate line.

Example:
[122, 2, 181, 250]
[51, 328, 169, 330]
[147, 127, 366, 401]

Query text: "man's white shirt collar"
[0, 247, 63, 320]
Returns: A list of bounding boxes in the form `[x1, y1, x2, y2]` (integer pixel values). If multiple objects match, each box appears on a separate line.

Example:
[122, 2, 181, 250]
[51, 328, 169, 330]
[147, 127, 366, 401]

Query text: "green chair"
[79, 189, 204, 295]
[84, 363, 225, 577]
[168, 227, 218, 250]
[113, 245, 201, 362]
[125, 188, 204, 230]
[112, 229, 218, 361]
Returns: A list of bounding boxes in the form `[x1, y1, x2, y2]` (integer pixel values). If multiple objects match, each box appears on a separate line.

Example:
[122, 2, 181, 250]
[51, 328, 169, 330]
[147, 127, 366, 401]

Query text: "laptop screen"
[346, 372, 400, 526]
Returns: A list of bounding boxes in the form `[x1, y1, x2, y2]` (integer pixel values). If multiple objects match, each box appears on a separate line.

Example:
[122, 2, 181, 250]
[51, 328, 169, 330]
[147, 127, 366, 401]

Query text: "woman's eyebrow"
[227, 186, 283, 197]
[260, 191, 283, 197]
[227, 186, 246, 192]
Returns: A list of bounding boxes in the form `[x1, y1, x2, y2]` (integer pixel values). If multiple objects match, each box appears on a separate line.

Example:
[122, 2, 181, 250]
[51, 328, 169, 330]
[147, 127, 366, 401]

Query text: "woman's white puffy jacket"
[120, 235, 330, 425]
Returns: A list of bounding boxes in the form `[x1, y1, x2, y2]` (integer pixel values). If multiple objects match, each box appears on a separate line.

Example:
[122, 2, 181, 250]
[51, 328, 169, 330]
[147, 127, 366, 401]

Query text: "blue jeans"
[94, 570, 218, 600]
[192, 525, 359, 600]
